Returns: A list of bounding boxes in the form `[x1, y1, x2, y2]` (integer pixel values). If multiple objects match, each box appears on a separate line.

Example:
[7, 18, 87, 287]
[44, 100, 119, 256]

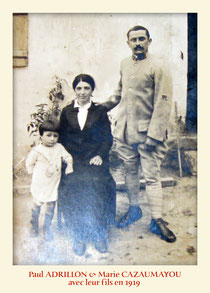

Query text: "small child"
[25, 119, 73, 241]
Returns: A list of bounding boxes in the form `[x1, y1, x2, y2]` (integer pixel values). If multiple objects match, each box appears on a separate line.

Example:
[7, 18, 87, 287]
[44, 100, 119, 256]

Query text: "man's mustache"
[134, 46, 143, 50]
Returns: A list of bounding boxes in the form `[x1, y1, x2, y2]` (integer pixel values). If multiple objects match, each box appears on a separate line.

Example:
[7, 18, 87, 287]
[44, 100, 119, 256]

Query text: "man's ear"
[149, 38, 152, 45]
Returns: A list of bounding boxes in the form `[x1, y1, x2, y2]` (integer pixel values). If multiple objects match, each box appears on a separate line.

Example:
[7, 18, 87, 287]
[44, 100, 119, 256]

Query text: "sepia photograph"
[13, 13, 197, 266]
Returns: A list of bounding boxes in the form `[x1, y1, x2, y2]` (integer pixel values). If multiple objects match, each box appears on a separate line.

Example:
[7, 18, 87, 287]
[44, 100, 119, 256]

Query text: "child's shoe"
[30, 222, 39, 237]
[43, 226, 54, 242]
[43, 202, 55, 242]
[43, 213, 54, 242]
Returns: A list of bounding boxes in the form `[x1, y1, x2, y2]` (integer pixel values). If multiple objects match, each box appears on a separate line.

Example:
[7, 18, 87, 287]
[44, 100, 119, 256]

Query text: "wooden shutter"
[13, 13, 28, 67]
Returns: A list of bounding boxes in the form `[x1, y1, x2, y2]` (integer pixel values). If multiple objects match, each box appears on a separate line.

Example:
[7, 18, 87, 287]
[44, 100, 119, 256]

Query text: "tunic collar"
[132, 52, 149, 61]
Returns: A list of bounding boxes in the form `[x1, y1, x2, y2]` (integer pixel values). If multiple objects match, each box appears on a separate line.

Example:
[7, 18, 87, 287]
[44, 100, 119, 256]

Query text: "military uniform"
[104, 53, 173, 221]
[106, 53, 172, 144]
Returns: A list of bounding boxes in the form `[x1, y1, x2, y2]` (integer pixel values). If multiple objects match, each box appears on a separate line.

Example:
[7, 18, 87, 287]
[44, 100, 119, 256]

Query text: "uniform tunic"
[104, 54, 173, 144]
[26, 143, 72, 203]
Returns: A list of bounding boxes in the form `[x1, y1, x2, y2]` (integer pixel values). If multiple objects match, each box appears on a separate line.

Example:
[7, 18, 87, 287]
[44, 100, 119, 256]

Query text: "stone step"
[167, 136, 197, 151]
[116, 177, 176, 191]
[14, 177, 176, 192]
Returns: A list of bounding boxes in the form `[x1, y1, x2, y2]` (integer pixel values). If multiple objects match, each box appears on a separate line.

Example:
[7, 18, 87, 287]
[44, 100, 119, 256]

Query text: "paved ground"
[13, 164, 197, 265]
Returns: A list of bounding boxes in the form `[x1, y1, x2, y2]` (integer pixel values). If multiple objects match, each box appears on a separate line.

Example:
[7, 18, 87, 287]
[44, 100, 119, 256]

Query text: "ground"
[13, 163, 197, 265]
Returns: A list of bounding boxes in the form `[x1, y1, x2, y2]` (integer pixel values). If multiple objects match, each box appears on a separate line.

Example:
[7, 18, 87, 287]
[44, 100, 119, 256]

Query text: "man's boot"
[115, 205, 142, 228]
[30, 204, 41, 237]
[150, 218, 176, 243]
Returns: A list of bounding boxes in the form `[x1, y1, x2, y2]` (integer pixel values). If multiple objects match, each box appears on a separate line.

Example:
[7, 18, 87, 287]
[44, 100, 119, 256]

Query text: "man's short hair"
[127, 25, 150, 40]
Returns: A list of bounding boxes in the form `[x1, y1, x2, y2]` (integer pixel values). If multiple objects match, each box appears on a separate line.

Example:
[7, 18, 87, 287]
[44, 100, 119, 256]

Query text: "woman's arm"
[94, 110, 113, 161]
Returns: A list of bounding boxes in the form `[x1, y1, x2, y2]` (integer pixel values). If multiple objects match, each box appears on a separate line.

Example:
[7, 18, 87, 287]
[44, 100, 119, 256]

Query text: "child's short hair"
[39, 119, 60, 136]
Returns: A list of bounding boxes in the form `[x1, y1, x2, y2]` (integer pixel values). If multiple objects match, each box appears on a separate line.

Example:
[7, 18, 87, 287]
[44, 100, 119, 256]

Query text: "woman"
[58, 74, 116, 256]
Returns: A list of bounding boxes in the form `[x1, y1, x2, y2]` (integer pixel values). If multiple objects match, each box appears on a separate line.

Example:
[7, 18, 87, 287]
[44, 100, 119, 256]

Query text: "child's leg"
[43, 201, 56, 241]
[30, 202, 41, 237]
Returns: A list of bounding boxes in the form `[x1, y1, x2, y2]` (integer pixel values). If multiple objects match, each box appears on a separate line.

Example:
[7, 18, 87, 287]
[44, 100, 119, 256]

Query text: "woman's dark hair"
[127, 25, 150, 40]
[72, 74, 95, 91]
[39, 119, 60, 136]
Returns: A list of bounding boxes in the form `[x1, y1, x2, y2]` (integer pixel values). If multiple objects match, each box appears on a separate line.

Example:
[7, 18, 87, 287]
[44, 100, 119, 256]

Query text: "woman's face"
[75, 81, 93, 106]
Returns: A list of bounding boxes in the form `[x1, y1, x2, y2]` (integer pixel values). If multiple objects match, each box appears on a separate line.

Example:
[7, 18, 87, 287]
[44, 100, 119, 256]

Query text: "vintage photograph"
[13, 13, 197, 265]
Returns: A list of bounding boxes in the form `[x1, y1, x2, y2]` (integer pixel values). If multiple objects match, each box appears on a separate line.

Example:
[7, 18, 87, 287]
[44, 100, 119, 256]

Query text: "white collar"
[74, 99, 92, 109]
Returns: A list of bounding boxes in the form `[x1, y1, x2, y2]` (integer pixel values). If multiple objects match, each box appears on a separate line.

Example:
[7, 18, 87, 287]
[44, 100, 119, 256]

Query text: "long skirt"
[58, 163, 116, 242]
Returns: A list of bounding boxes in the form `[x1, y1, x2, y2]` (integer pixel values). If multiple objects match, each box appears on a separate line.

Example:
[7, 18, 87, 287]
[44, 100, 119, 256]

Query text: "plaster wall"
[13, 13, 187, 164]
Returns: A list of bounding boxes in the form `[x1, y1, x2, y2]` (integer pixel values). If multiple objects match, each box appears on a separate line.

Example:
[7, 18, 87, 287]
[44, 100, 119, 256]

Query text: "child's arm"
[60, 145, 74, 174]
[25, 149, 37, 174]
[64, 157, 74, 174]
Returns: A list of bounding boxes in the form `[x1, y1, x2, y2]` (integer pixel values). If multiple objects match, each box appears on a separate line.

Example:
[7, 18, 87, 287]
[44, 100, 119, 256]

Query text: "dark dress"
[58, 101, 116, 242]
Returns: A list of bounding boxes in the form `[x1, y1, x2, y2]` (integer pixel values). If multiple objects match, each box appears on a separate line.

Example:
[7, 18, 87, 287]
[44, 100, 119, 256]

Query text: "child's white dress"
[26, 143, 72, 203]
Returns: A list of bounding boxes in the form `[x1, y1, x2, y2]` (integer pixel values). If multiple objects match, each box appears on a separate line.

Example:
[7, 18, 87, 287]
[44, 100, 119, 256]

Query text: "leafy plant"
[27, 76, 65, 137]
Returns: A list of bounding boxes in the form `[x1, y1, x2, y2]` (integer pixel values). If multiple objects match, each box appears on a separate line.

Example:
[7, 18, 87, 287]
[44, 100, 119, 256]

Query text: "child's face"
[41, 131, 59, 147]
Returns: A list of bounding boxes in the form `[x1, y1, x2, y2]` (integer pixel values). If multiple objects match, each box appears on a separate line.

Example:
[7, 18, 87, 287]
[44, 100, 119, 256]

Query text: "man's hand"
[89, 155, 103, 166]
[144, 137, 158, 152]
[94, 101, 101, 107]
[95, 95, 121, 111]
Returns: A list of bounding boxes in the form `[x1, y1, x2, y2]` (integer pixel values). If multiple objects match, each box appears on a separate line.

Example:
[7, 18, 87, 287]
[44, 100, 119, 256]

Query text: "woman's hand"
[89, 155, 103, 166]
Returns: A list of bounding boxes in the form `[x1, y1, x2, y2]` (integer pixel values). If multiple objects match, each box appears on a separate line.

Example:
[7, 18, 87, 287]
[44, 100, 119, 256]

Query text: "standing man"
[104, 25, 176, 243]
